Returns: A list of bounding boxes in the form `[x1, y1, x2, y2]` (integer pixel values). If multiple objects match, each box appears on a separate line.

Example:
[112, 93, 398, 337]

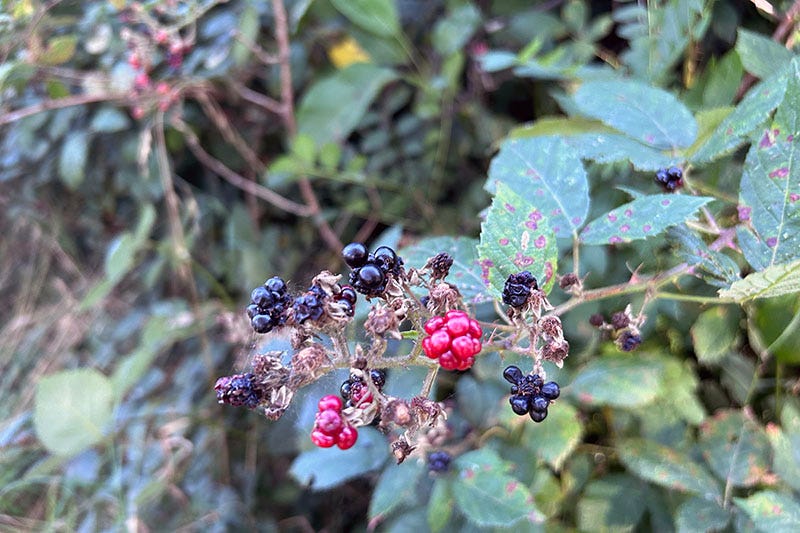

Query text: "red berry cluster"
[310, 395, 358, 450]
[422, 310, 482, 370]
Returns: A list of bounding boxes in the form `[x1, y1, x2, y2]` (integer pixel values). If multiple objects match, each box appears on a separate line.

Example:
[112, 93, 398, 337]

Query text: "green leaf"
[510, 116, 616, 138]
[737, 60, 800, 269]
[570, 355, 665, 408]
[104, 233, 139, 284]
[34, 369, 114, 456]
[701, 51, 744, 107]
[736, 28, 794, 79]
[289, 427, 386, 491]
[699, 410, 772, 488]
[573, 79, 698, 149]
[427, 477, 454, 533]
[477, 182, 559, 297]
[734, 491, 800, 531]
[319, 142, 342, 171]
[719, 259, 800, 301]
[524, 402, 582, 471]
[675, 497, 730, 533]
[40, 35, 78, 65]
[658, 358, 705, 425]
[400, 236, 491, 305]
[432, 3, 481, 57]
[291, 133, 316, 165]
[90, 107, 130, 133]
[669, 225, 741, 288]
[691, 307, 739, 365]
[485, 136, 590, 238]
[580, 194, 712, 245]
[453, 450, 540, 527]
[564, 133, 676, 171]
[369, 461, 424, 522]
[232, 3, 259, 65]
[58, 131, 89, 189]
[296, 64, 397, 144]
[767, 411, 800, 492]
[330, 0, 400, 37]
[617, 439, 721, 498]
[690, 63, 791, 164]
[576, 475, 646, 532]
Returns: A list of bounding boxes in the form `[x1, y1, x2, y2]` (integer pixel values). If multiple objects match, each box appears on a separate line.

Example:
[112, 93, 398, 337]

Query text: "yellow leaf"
[328, 36, 370, 69]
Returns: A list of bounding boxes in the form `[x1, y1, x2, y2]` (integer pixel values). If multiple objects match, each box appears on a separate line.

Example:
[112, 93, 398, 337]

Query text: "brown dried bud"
[589, 313, 605, 327]
[410, 396, 446, 427]
[289, 343, 328, 388]
[364, 303, 401, 339]
[542, 339, 570, 366]
[382, 399, 412, 426]
[426, 282, 462, 315]
[559, 273, 580, 289]
[391, 438, 416, 464]
[610, 311, 630, 330]
[425, 252, 454, 280]
[538, 315, 563, 340]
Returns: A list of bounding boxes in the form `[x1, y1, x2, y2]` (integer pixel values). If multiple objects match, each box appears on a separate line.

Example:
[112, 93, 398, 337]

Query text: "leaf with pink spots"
[477, 182, 558, 296]
[485, 136, 589, 238]
[734, 491, 800, 530]
[580, 194, 713, 246]
[737, 58, 800, 270]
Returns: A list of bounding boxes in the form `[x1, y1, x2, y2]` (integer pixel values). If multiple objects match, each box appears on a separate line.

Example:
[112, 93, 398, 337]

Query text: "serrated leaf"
[675, 497, 731, 533]
[699, 410, 772, 488]
[691, 64, 791, 164]
[618, 439, 721, 498]
[427, 477, 454, 533]
[484, 136, 590, 238]
[289, 427, 385, 491]
[573, 79, 697, 149]
[580, 194, 713, 245]
[399, 236, 491, 304]
[691, 307, 739, 365]
[369, 461, 424, 521]
[719, 259, 800, 301]
[736, 60, 800, 269]
[734, 491, 800, 531]
[477, 183, 559, 297]
[330, 0, 400, 37]
[453, 450, 539, 527]
[34, 369, 114, 456]
[58, 131, 89, 189]
[570, 355, 665, 408]
[736, 29, 794, 79]
[524, 402, 582, 471]
[296, 64, 397, 144]
[668, 225, 741, 288]
[576, 475, 646, 532]
[766, 415, 800, 492]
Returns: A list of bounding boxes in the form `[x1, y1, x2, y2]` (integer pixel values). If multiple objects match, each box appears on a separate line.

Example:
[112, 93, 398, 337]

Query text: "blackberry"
[531, 395, 550, 412]
[373, 246, 403, 275]
[504, 367, 559, 423]
[502, 271, 538, 308]
[293, 284, 327, 324]
[610, 311, 630, 330]
[541, 381, 560, 400]
[503, 365, 524, 385]
[530, 410, 547, 422]
[619, 330, 642, 352]
[246, 276, 292, 333]
[427, 252, 454, 280]
[509, 395, 530, 415]
[370, 369, 387, 389]
[342, 242, 369, 268]
[428, 451, 451, 473]
[339, 286, 357, 303]
[339, 369, 386, 407]
[655, 166, 683, 192]
[589, 313, 605, 327]
[350, 263, 387, 297]
[215, 373, 261, 409]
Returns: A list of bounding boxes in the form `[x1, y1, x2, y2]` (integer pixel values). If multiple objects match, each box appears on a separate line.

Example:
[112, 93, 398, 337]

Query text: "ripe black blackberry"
[247, 276, 292, 333]
[214, 373, 262, 409]
[618, 330, 642, 352]
[503, 365, 559, 423]
[340, 369, 386, 407]
[502, 271, 538, 308]
[293, 284, 327, 324]
[428, 451, 451, 473]
[342, 242, 404, 297]
[333, 285, 357, 317]
[655, 166, 683, 192]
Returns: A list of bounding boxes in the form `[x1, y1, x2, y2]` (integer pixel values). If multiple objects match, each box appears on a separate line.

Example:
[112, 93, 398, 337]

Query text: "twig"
[173, 119, 314, 216]
[231, 30, 279, 64]
[231, 82, 284, 115]
[272, 0, 343, 254]
[0, 93, 125, 126]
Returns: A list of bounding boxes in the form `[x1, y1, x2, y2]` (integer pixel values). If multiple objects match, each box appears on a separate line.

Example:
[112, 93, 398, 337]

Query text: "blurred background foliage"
[1, 0, 799, 531]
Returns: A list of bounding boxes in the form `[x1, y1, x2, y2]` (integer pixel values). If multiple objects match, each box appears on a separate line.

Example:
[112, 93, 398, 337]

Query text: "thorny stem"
[420, 366, 439, 398]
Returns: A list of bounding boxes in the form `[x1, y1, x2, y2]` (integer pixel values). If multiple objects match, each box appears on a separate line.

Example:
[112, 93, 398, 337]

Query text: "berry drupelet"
[342, 242, 404, 298]
[246, 276, 292, 333]
[333, 284, 357, 317]
[215, 373, 262, 409]
[292, 284, 327, 324]
[503, 365, 560, 423]
[340, 369, 386, 408]
[311, 395, 359, 450]
[422, 310, 482, 371]
[618, 330, 642, 352]
[655, 166, 683, 192]
[502, 271, 538, 308]
[428, 451, 452, 473]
